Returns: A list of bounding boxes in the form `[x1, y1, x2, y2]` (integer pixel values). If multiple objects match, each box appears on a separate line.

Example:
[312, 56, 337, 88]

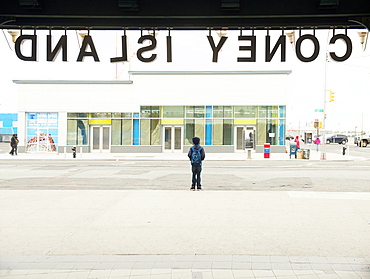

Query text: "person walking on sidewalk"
[188, 137, 205, 190]
[314, 137, 321, 152]
[294, 135, 301, 159]
[9, 134, 19, 156]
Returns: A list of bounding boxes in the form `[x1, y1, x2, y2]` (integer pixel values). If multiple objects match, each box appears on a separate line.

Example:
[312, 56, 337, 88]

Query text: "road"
[1, 144, 369, 192]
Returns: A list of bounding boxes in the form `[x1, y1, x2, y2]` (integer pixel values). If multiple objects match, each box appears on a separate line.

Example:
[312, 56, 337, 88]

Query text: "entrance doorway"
[162, 126, 183, 152]
[90, 125, 111, 152]
[235, 126, 256, 152]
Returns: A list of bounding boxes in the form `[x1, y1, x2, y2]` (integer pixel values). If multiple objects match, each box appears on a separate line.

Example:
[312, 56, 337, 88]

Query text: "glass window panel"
[67, 120, 77, 145]
[194, 106, 205, 118]
[245, 127, 255, 149]
[258, 106, 268, 118]
[164, 127, 172, 150]
[140, 106, 160, 118]
[103, 127, 110, 149]
[194, 119, 205, 142]
[140, 106, 151, 118]
[235, 106, 247, 118]
[213, 106, 223, 118]
[246, 106, 257, 118]
[184, 119, 194, 145]
[236, 127, 243, 150]
[150, 119, 160, 145]
[67, 119, 88, 145]
[122, 119, 132, 145]
[77, 120, 88, 145]
[213, 119, 223, 145]
[279, 106, 286, 118]
[257, 119, 267, 145]
[140, 121, 149, 145]
[112, 119, 122, 145]
[112, 113, 122, 118]
[90, 113, 111, 118]
[267, 119, 279, 145]
[269, 106, 279, 118]
[112, 119, 133, 145]
[151, 106, 160, 118]
[163, 106, 184, 118]
[174, 127, 181, 150]
[224, 106, 233, 118]
[186, 106, 205, 118]
[235, 106, 257, 118]
[93, 127, 100, 149]
[223, 120, 233, 145]
[78, 113, 88, 118]
[185, 106, 194, 118]
[67, 113, 88, 118]
[68, 113, 78, 118]
[279, 119, 286, 145]
[123, 113, 132, 118]
[140, 119, 150, 145]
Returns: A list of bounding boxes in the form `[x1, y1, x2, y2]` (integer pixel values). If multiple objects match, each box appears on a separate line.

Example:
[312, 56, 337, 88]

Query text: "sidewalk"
[0, 149, 363, 161]
[1, 190, 369, 278]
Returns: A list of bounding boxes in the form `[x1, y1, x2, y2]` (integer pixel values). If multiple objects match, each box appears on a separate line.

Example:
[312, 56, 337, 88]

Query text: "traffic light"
[329, 90, 335, 102]
[314, 121, 322, 128]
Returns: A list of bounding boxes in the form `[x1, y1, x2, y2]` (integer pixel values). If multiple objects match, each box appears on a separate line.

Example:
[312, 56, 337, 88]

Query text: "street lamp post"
[321, 52, 329, 160]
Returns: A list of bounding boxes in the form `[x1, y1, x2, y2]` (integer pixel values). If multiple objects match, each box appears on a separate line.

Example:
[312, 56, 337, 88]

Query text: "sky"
[0, 28, 369, 133]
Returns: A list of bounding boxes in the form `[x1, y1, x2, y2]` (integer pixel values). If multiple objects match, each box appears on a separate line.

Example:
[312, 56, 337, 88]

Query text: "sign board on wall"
[14, 33, 353, 63]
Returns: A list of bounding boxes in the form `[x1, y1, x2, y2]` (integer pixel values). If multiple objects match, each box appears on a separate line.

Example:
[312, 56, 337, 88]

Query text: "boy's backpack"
[191, 146, 203, 164]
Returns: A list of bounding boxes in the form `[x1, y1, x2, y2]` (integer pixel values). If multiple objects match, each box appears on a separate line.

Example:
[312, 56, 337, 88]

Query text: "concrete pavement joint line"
[0, 255, 369, 279]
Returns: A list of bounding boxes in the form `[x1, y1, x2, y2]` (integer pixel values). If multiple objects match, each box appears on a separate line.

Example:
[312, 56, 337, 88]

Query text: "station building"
[13, 70, 290, 154]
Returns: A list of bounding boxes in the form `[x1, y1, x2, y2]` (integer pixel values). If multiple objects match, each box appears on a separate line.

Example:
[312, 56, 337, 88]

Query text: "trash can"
[302, 149, 310, 159]
[297, 149, 303, 159]
[289, 142, 297, 159]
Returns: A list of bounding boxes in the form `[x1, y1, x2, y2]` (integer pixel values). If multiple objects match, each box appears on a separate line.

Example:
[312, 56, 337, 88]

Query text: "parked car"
[286, 135, 294, 140]
[326, 134, 348, 144]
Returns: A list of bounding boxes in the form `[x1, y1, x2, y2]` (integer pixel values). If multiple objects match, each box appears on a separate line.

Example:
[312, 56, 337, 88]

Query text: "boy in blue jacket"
[188, 137, 206, 190]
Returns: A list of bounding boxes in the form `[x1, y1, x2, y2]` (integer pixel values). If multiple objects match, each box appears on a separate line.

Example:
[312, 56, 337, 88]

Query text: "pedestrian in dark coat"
[188, 137, 205, 190]
[9, 134, 19, 156]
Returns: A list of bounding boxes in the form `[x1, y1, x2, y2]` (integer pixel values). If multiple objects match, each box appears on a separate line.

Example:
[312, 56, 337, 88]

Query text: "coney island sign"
[14, 32, 354, 63]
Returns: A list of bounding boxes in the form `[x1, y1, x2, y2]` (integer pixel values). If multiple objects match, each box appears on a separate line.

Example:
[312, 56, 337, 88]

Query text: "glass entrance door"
[163, 126, 183, 152]
[91, 125, 110, 152]
[235, 126, 256, 152]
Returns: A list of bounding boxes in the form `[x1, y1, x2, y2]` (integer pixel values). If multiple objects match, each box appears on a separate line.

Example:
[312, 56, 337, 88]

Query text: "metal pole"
[321, 54, 327, 160]
[321, 31, 330, 160]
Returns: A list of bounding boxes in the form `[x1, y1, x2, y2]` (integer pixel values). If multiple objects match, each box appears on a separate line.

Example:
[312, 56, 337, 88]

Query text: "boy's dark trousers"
[191, 164, 202, 188]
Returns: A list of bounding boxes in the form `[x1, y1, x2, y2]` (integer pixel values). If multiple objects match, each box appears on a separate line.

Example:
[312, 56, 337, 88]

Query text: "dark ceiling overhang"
[1, 0, 369, 31]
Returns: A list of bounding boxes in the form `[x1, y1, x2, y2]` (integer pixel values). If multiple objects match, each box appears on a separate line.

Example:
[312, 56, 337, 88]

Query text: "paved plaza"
[0, 148, 369, 278]
[1, 189, 369, 278]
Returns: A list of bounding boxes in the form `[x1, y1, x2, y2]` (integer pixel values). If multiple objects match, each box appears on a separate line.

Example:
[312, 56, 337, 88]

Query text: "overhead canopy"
[0, 0, 369, 30]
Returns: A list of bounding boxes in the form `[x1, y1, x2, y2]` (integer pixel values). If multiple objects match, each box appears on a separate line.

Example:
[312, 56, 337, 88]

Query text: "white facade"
[129, 71, 289, 106]
[14, 71, 290, 153]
